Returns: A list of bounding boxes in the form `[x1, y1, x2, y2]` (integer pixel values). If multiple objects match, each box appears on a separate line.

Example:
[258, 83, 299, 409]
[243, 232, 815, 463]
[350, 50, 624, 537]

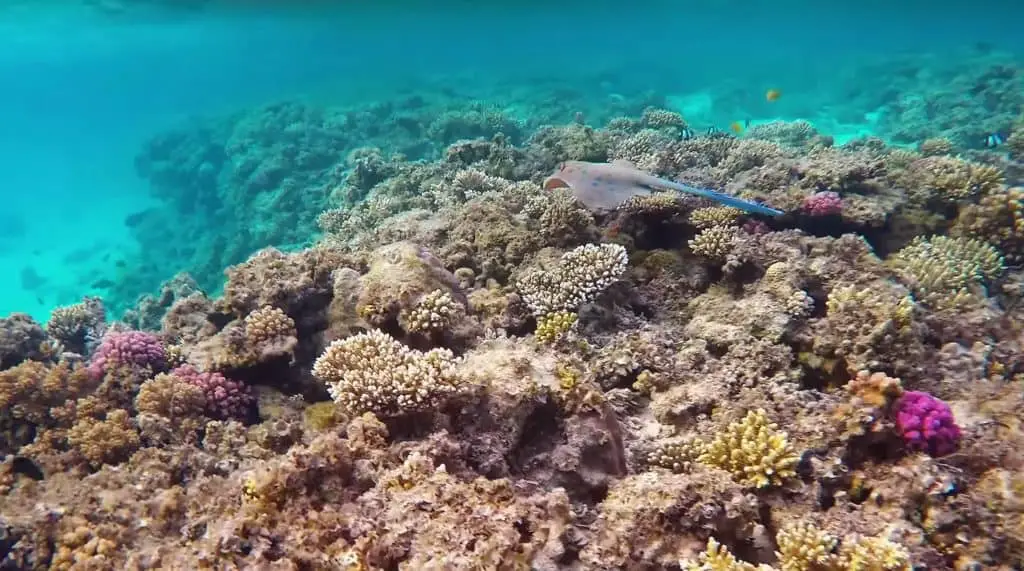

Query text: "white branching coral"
[311, 329, 464, 416]
[516, 243, 628, 316]
[399, 289, 464, 334]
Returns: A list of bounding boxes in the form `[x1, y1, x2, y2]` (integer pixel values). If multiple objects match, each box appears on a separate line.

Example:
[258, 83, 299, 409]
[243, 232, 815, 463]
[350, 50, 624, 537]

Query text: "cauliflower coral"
[312, 329, 465, 416]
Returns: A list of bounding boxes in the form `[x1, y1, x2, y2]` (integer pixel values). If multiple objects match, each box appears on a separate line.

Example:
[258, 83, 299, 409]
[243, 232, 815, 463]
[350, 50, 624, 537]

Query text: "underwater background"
[2, 0, 1022, 321]
[5, 1, 1024, 569]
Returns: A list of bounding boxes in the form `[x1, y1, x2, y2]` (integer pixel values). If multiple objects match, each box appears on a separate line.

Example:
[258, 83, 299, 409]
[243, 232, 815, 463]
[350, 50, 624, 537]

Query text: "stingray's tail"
[671, 182, 784, 217]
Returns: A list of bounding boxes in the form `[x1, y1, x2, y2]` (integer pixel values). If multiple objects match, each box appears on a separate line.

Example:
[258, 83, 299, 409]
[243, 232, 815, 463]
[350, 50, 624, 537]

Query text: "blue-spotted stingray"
[543, 159, 783, 216]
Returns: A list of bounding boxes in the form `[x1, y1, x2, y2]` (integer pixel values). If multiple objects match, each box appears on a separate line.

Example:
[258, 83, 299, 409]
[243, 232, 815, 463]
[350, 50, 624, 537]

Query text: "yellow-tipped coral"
[534, 310, 578, 344]
[689, 225, 739, 261]
[682, 538, 773, 571]
[839, 536, 912, 571]
[699, 409, 799, 488]
[690, 206, 743, 229]
[775, 522, 840, 571]
[681, 525, 911, 571]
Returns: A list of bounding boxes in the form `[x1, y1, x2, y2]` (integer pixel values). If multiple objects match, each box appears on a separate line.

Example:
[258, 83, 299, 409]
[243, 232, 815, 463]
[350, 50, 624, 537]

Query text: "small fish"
[730, 121, 745, 134]
[91, 279, 114, 289]
[985, 131, 1006, 148]
[766, 88, 782, 102]
[543, 160, 783, 216]
[705, 126, 734, 139]
[681, 126, 696, 140]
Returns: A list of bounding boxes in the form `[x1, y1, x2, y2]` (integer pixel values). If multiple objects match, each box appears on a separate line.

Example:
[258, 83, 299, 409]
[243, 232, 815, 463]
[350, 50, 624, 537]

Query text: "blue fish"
[985, 131, 1006, 148]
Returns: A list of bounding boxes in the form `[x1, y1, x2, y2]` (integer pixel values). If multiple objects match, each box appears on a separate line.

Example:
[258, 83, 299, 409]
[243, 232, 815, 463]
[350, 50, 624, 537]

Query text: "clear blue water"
[1, 0, 1021, 321]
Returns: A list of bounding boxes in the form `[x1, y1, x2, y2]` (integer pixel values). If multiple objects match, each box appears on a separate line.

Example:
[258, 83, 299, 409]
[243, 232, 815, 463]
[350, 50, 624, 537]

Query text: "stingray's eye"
[558, 161, 566, 170]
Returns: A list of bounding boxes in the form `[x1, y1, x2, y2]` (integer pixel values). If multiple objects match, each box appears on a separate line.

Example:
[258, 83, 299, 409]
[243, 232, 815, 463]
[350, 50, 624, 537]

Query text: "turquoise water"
[1, 0, 1021, 321]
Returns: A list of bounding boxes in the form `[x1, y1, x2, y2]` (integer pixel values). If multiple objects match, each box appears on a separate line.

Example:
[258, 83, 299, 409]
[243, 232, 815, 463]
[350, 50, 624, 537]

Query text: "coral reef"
[3, 73, 1024, 570]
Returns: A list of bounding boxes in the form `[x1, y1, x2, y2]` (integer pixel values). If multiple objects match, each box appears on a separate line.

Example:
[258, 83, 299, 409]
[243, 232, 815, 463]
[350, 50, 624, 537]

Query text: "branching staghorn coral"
[889, 235, 1004, 310]
[312, 329, 465, 416]
[516, 243, 628, 316]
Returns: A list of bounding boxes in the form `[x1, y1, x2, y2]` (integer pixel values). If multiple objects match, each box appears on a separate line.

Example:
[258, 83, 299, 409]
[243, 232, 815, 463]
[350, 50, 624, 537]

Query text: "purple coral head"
[171, 365, 253, 421]
[801, 191, 843, 217]
[88, 330, 167, 380]
[895, 390, 961, 457]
